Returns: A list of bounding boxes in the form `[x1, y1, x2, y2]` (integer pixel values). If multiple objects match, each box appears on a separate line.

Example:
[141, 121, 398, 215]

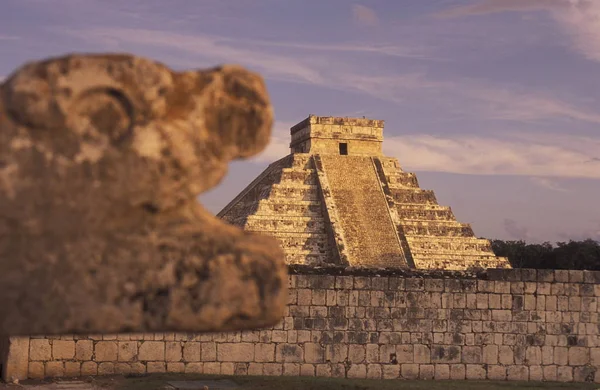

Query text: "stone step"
[378, 157, 403, 170]
[289, 154, 313, 169]
[385, 174, 419, 188]
[285, 252, 329, 265]
[407, 235, 492, 243]
[255, 200, 323, 216]
[279, 168, 318, 185]
[395, 204, 451, 211]
[396, 208, 456, 220]
[273, 236, 330, 246]
[319, 155, 408, 268]
[281, 247, 331, 257]
[415, 257, 510, 270]
[246, 217, 327, 233]
[408, 244, 493, 253]
[273, 235, 331, 251]
[391, 188, 438, 204]
[400, 224, 475, 237]
[50, 381, 95, 390]
[400, 220, 465, 226]
[411, 252, 500, 260]
[270, 185, 320, 200]
[246, 215, 324, 221]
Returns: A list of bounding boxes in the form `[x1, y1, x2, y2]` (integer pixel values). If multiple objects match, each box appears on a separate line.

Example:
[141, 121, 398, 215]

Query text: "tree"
[490, 239, 600, 270]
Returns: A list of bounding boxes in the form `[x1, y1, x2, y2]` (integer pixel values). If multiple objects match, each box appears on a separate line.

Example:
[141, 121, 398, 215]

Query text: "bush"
[490, 239, 600, 270]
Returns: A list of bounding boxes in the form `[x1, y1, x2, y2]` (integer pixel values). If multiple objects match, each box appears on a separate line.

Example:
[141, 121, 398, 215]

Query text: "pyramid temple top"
[289, 115, 384, 155]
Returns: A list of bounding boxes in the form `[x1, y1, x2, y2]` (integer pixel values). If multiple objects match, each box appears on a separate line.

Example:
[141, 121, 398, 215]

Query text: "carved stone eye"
[71, 87, 134, 146]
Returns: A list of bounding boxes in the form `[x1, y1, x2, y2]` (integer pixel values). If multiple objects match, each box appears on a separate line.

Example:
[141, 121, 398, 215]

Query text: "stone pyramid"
[218, 115, 510, 270]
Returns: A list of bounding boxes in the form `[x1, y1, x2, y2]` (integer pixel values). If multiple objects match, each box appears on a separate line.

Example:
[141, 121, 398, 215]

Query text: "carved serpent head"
[0, 54, 273, 213]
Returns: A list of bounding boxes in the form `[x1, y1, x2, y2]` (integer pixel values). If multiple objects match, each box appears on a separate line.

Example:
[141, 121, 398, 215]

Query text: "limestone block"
[1, 337, 30, 382]
[295, 364, 312, 376]
[28, 362, 45, 379]
[482, 345, 498, 364]
[45, 361, 65, 377]
[419, 364, 434, 380]
[264, 363, 283, 376]
[147, 362, 166, 373]
[568, 346, 589, 366]
[325, 344, 348, 363]
[276, 344, 303, 362]
[414, 344, 430, 363]
[449, 364, 466, 380]
[542, 365, 557, 381]
[117, 341, 137, 362]
[529, 365, 543, 381]
[557, 366, 573, 382]
[165, 341, 182, 362]
[81, 361, 98, 376]
[554, 346, 569, 366]
[434, 364, 449, 380]
[182, 342, 201, 362]
[509, 366, 530, 382]
[184, 362, 203, 373]
[75, 340, 93, 360]
[217, 343, 254, 362]
[201, 342, 217, 361]
[52, 340, 75, 360]
[0, 53, 286, 335]
[283, 363, 300, 376]
[138, 341, 164, 361]
[466, 364, 486, 380]
[304, 343, 325, 363]
[487, 365, 506, 380]
[167, 362, 185, 373]
[400, 363, 419, 379]
[255, 343, 275, 362]
[64, 361, 81, 377]
[95, 341, 118, 361]
[29, 339, 51, 361]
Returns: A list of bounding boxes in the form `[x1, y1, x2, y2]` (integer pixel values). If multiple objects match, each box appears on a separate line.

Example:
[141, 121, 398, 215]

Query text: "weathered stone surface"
[0, 53, 287, 335]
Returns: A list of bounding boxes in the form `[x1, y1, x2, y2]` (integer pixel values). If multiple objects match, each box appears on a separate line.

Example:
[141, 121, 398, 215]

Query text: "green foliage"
[490, 239, 600, 270]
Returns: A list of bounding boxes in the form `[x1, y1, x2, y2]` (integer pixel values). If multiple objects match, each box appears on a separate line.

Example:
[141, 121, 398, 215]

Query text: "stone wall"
[3, 268, 600, 383]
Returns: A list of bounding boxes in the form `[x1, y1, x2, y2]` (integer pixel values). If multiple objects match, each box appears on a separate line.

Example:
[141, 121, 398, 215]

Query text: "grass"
[79, 373, 600, 390]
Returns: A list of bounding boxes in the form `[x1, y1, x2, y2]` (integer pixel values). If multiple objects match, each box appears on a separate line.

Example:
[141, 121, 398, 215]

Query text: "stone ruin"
[219, 115, 510, 270]
[0, 53, 287, 336]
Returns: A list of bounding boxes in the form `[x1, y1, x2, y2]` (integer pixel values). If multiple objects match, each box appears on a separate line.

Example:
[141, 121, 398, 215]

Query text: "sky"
[1, 0, 599, 244]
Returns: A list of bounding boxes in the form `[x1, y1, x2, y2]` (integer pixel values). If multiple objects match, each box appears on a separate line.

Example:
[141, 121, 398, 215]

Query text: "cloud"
[59, 26, 600, 125]
[503, 218, 530, 240]
[555, 1, 600, 63]
[436, 0, 565, 18]
[529, 177, 569, 192]
[248, 120, 600, 179]
[557, 223, 600, 242]
[233, 39, 436, 60]
[437, 0, 600, 63]
[64, 27, 325, 85]
[383, 133, 600, 179]
[352, 4, 379, 26]
[248, 121, 293, 163]
[460, 84, 600, 123]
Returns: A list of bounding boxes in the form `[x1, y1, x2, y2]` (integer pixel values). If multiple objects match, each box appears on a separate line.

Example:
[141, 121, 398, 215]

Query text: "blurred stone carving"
[0, 54, 287, 335]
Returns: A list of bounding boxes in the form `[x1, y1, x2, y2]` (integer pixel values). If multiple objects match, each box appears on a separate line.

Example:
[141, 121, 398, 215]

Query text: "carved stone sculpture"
[0, 54, 287, 335]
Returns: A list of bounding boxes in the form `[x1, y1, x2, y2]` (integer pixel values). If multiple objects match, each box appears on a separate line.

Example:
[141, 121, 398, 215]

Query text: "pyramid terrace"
[218, 115, 510, 270]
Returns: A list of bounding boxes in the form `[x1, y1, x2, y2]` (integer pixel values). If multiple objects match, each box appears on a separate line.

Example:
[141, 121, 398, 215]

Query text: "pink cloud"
[352, 4, 379, 26]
